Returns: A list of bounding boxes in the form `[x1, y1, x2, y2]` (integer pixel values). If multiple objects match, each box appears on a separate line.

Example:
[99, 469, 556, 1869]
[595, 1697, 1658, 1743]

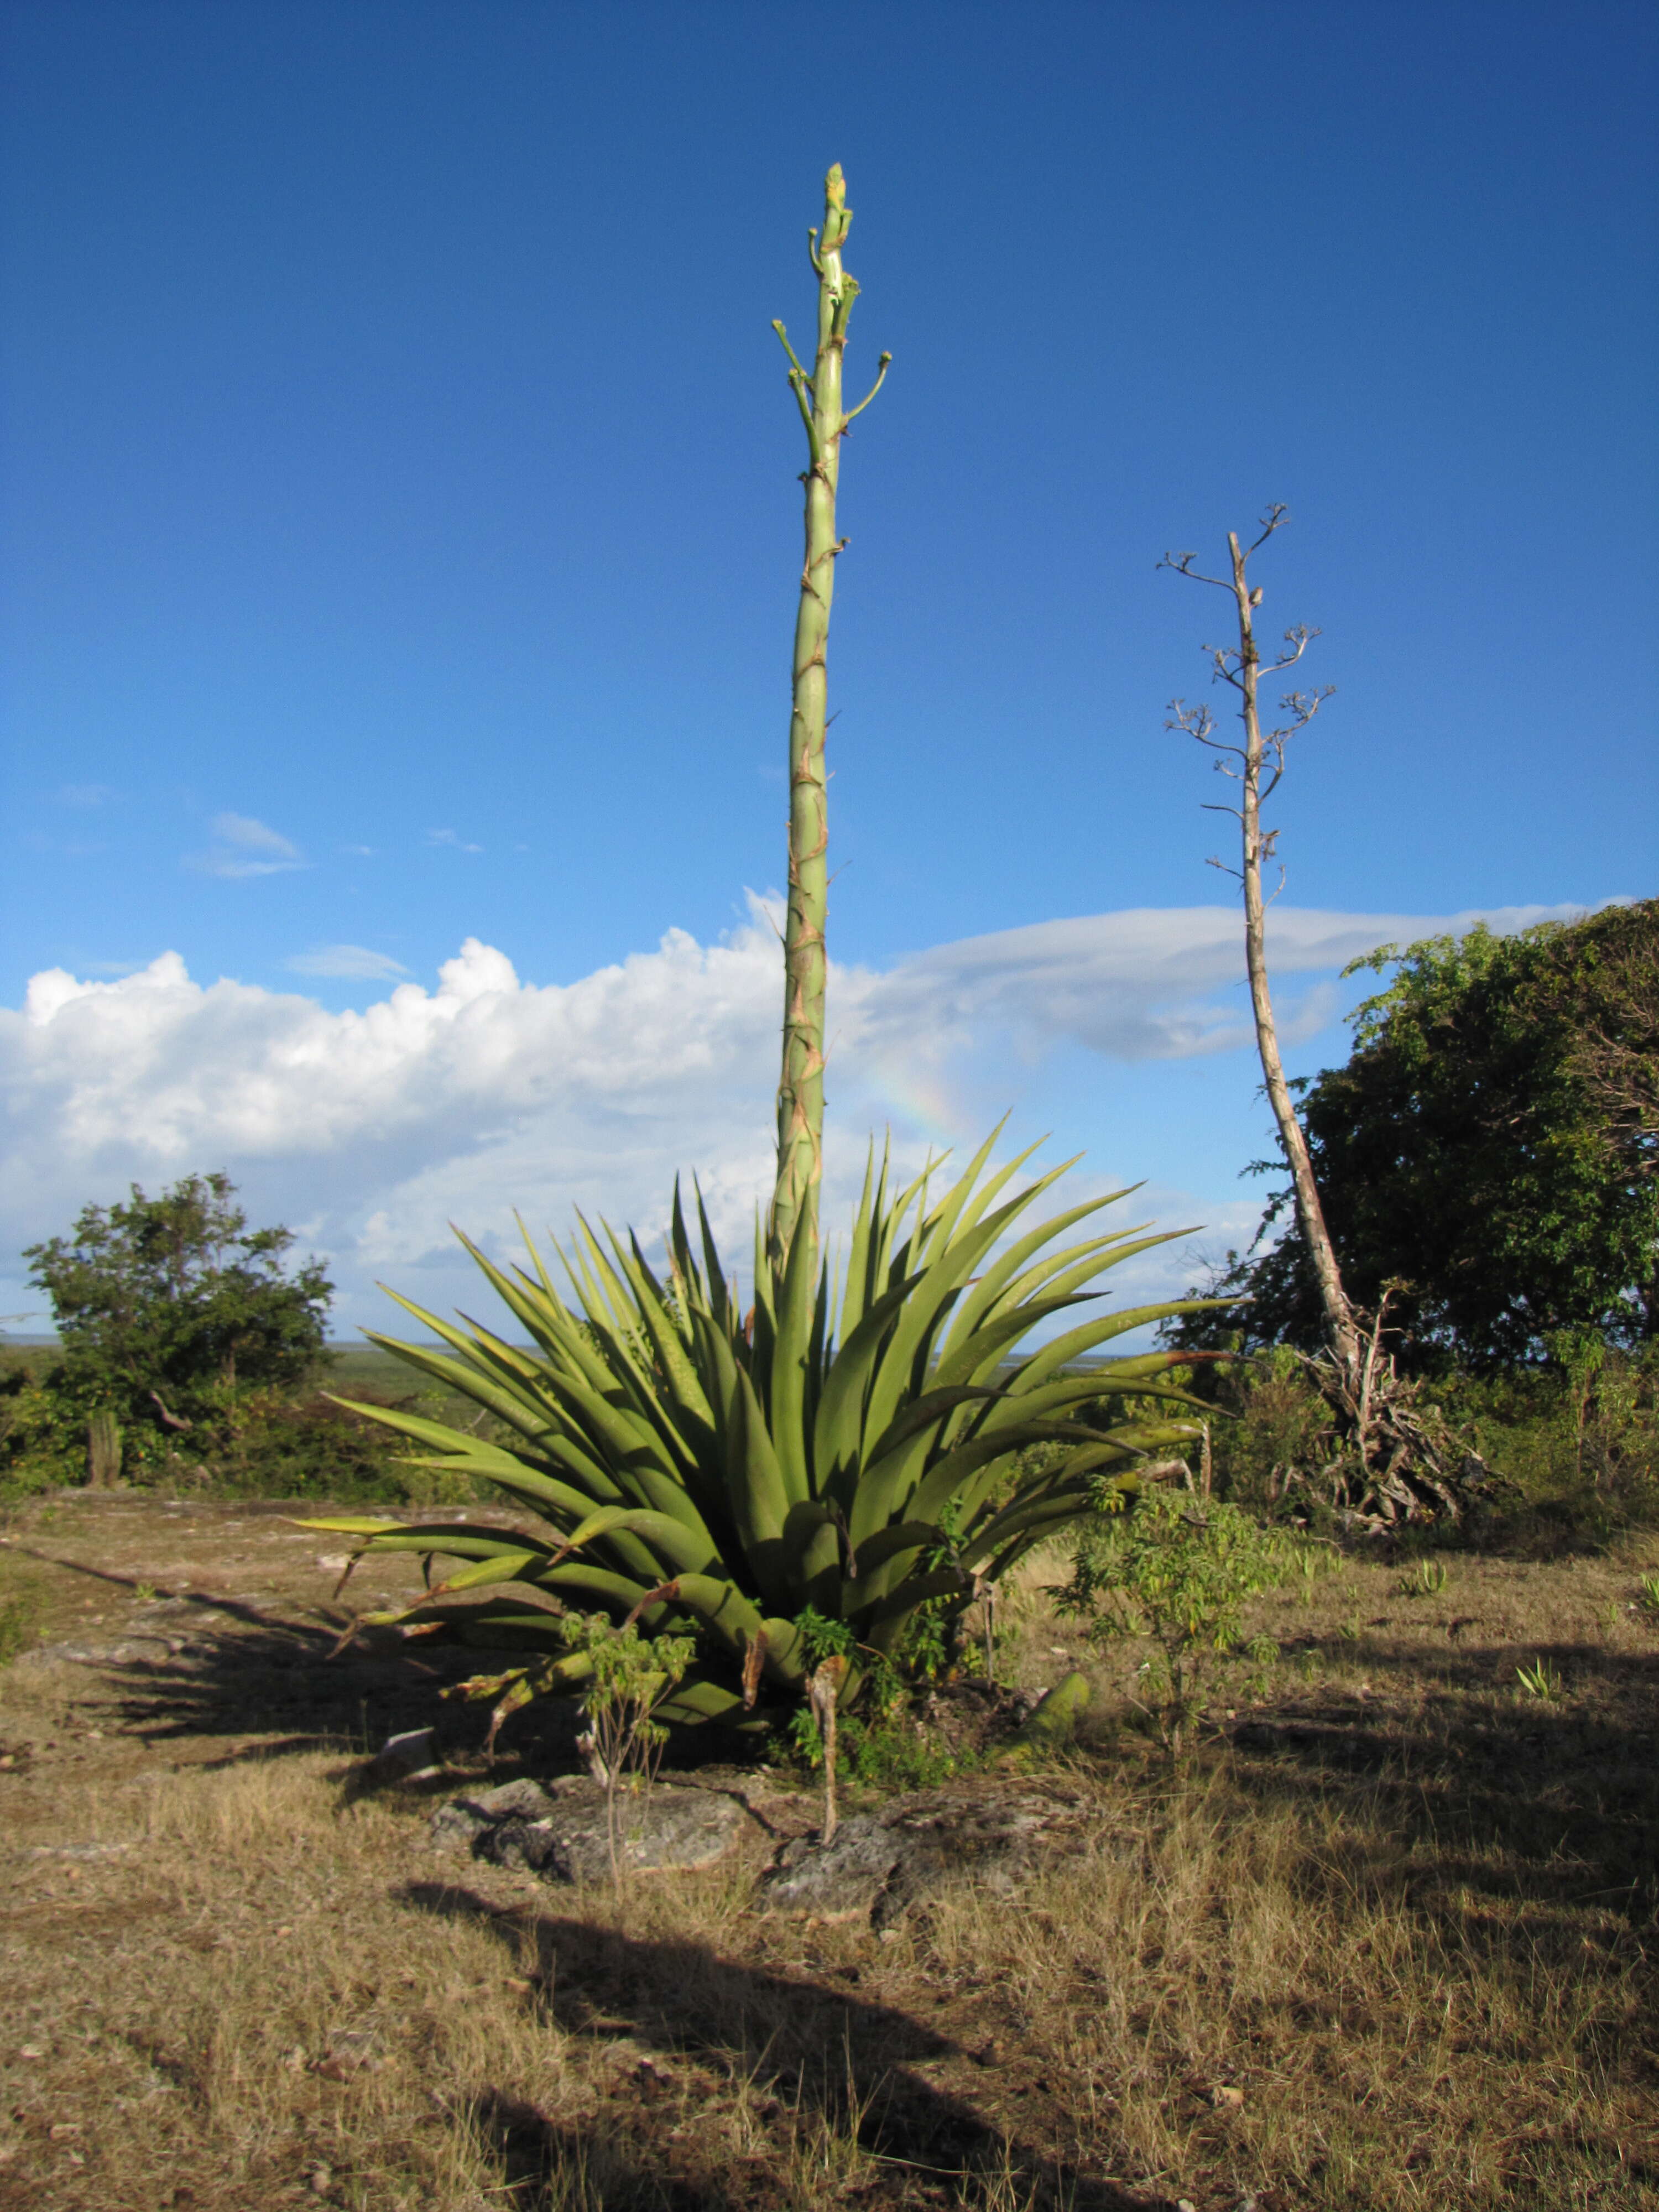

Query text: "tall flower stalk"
[768, 163, 890, 1274]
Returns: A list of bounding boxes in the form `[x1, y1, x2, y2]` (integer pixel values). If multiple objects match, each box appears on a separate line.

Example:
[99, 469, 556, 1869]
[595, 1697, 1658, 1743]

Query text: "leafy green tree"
[1176, 901, 1659, 1370]
[23, 1173, 332, 1431]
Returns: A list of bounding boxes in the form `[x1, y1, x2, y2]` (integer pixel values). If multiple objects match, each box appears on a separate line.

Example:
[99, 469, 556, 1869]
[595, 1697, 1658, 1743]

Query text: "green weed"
[1516, 1656, 1563, 1700]
[1398, 1558, 1450, 1597]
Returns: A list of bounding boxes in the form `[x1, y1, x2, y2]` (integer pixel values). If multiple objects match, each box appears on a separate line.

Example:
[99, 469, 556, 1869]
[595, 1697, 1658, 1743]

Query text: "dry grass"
[1, 1497, 1656, 2210]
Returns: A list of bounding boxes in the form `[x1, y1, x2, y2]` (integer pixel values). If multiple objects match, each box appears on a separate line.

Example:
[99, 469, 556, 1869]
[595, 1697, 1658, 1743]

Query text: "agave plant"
[301, 1131, 1219, 1736]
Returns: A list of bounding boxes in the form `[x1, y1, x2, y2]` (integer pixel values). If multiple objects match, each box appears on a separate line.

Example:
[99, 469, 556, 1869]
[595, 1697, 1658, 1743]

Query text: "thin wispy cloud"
[189, 812, 307, 880]
[426, 828, 483, 854]
[284, 945, 410, 980]
[55, 783, 117, 808]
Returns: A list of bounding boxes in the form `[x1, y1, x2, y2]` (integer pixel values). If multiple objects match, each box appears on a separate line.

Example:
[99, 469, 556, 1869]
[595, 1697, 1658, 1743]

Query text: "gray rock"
[762, 1786, 1084, 1923]
[364, 1728, 439, 1785]
[429, 1775, 554, 1854]
[431, 1775, 753, 1882]
[763, 1814, 906, 1918]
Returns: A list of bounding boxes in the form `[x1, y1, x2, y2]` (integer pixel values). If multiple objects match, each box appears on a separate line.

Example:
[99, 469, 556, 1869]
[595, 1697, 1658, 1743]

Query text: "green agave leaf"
[353, 1317, 560, 1444]
[927, 1290, 1104, 1395]
[303, 1526, 550, 1562]
[901, 1418, 1123, 1535]
[539, 1503, 723, 1579]
[938, 1190, 1140, 1360]
[811, 1267, 929, 1504]
[292, 1514, 404, 1537]
[659, 1677, 749, 1724]
[426, 1550, 547, 1597]
[860, 1567, 972, 1631]
[836, 1140, 885, 1344]
[860, 1169, 1072, 1453]
[724, 1365, 794, 1608]
[781, 1498, 846, 1616]
[911, 1120, 1027, 1261]
[1009, 1297, 1233, 1395]
[662, 1572, 766, 1651]
[622, 1229, 718, 1431]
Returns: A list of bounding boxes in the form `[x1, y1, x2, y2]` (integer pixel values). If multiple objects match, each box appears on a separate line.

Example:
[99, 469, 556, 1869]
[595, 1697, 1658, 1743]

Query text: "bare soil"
[2, 1494, 1657, 2211]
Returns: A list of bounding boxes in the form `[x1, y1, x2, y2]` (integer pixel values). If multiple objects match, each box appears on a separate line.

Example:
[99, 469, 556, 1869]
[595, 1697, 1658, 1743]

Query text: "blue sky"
[2, 2, 1654, 1333]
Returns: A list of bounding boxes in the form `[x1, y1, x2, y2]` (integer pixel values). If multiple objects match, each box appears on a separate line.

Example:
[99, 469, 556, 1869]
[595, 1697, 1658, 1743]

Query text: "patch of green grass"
[0, 1568, 45, 1666]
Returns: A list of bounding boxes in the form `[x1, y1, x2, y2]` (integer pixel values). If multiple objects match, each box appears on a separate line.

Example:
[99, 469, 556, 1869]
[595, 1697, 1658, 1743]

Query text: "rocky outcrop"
[430, 1774, 757, 1883]
[761, 1784, 1089, 1924]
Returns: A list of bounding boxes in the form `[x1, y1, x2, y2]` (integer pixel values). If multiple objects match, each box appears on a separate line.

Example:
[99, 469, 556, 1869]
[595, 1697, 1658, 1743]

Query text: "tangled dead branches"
[1292, 1301, 1507, 1527]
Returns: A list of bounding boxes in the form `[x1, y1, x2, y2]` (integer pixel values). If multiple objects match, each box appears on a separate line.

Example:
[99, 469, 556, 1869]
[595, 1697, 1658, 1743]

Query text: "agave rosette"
[301, 1131, 1219, 1730]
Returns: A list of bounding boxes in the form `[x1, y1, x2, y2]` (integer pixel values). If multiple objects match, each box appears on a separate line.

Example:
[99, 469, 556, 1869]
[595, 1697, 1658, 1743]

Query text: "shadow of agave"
[400, 1880, 1149, 2210]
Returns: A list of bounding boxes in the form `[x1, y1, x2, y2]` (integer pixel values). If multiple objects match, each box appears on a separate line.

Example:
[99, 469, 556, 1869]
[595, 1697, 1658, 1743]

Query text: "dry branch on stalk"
[1162, 511, 1496, 1524]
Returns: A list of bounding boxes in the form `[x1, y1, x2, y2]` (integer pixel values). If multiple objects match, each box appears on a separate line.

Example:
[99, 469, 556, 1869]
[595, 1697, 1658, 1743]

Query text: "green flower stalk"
[769, 163, 890, 1275]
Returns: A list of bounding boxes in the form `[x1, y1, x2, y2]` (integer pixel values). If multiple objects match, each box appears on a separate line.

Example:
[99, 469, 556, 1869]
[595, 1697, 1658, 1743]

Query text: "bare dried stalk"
[1162, 511, 1360, 1390]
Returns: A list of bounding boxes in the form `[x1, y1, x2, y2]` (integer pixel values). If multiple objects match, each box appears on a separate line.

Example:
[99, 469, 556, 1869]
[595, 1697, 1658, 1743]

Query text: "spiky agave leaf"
[300, 1136, 1227, 1725]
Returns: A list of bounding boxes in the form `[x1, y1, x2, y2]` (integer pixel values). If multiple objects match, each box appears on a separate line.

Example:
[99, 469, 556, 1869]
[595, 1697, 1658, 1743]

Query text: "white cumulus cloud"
[0, 895, 1590, 1332]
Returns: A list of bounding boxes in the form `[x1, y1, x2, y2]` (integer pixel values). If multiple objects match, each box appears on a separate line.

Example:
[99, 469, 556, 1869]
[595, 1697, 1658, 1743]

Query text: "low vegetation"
[2, 1492, 1656, 2210]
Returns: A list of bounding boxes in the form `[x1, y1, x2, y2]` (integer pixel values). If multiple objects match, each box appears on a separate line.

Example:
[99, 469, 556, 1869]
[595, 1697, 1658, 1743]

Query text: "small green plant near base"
[133, 1580, 158, 1603]
[1337, 1615, 1363, 1642]
[550, 1612, 696, 1888]
[1637, 1573, 1659, 1618]
[780, 1606, 968, 1792]
[1398, 1558, 1450, 1598]
[1058, 1483, 1301, 1755]
[1516, 1657, 1563, 1700]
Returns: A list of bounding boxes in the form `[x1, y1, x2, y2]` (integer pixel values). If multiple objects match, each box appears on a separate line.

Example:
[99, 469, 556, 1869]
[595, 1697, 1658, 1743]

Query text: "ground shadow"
[401, 1880, 1150, 2211]
[1222, 1632, 1659, 1922]
[6, 1543, 588, 1766]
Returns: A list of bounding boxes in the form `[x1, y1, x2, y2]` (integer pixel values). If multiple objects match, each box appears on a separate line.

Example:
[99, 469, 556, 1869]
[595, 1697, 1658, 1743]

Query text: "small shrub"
[1059, 1484, 1302, 1752]
[1203, 1348, 1333, 1511]
[555, 1613, 696, 1888]
[1398, 1558, 1450, 1597]
[1638, 1573, 1659, 1618]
